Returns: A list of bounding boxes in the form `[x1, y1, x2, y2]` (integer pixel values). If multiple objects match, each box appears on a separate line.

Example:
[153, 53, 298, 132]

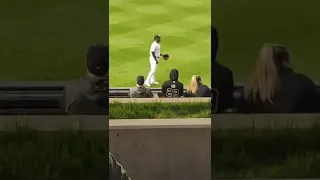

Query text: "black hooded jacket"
[211, 26, 234, 113]
[161, 69, 184, 97]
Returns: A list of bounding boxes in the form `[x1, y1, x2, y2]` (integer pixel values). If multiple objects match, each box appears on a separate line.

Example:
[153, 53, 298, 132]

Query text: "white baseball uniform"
[146, 41, 160, 84]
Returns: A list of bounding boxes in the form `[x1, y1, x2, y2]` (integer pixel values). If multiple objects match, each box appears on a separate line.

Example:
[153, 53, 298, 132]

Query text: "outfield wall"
[0, 116, 108, 131]
[211, 114, 320, 129]
[1, 115, 320, 180]
[109, 118, 211, 180]
[0, 114, 318, 131]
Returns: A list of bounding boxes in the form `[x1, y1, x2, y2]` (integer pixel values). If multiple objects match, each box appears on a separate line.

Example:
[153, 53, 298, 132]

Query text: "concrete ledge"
[109, 118, 211, 129]
[0, 116, 108, 131]
[109, 118, 211, 180]
[212, 114, 320, 129]
[109, 97, 210, 103]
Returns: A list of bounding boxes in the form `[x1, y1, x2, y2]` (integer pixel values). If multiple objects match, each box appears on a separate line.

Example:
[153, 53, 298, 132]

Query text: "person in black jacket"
[161, 69, 184, 97]
[238, 43, 320, 113]
[185, 75, 211, 97]
[211, 26, 234, 113]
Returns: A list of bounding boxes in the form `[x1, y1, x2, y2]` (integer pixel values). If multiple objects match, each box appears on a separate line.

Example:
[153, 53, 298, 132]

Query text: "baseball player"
[145, 35, 169, 87]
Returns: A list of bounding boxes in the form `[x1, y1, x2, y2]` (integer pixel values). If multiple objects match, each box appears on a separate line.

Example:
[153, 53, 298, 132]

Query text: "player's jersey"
[162, 80, 184, 97]
[150, 41, 160, 60]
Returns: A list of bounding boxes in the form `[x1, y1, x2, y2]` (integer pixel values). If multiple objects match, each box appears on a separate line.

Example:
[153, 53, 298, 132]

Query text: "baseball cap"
[86, 45, 108, 77]
[154, 35, 161, 40]
[136, 75, 145, 86]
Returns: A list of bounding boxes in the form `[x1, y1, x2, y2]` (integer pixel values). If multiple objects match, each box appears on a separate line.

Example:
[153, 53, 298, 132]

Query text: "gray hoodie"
[130, 86, 153, 98]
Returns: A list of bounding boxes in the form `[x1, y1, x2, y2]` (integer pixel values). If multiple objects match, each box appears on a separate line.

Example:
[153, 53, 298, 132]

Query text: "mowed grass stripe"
[213, 0, 320, 82]
[110, 0, 210, 87]
[0, 0, 107, 80]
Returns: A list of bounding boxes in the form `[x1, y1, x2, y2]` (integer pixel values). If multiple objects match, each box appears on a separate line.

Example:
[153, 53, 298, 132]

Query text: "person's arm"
[109, 153, 131, 180]
[181, 84, 184, 97]
[129, 88, 136, 98]
[147, 88, 154, 98]
[205, 86, 212, 97]
[272, 75, 309, 113]
[178, 83, 184, 97]
[161, 83, 166, 93]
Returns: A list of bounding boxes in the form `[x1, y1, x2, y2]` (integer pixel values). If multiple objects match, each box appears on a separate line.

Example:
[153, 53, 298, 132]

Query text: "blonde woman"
[186, 75, 211, 97]
[239, 43, 320, 113]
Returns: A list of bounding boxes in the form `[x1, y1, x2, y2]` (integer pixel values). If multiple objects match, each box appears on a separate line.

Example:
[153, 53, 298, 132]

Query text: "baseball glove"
[163, 54, 169, 60]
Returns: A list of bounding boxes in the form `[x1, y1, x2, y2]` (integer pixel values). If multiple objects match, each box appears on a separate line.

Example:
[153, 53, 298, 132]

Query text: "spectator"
[185, 75, 211, 97]
[109, 152, 131, 180]
[211, 26, 234, 113]
[68, 45, 109, 115]
[162, 69, 184, 97]
[238, 43, 320, 113]
[130, 76, 153, 98]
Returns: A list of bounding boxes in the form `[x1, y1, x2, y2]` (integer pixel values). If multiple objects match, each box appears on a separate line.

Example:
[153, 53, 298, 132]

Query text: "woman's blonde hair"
[188, 75, 202, 94]
[246, 43, 291, 103]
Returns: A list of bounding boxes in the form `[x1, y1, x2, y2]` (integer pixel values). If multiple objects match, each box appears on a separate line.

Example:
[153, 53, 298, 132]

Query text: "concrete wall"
[110, 97, 210, 103]
[0, 115, 108, 131]
[109, 118, 211, 180]
[2, 115, 320, 180]
[211, 114, 320, 129]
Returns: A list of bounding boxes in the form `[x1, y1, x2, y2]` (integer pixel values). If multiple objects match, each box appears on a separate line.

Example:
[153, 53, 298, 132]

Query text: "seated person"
[130, 75, 153, 98]
[238, 43, 320, 113]
[185, 75, 211, 97]
[211, 26, 234, 112]
[161, 69, 184, 97]
[68, 45, 109, 115]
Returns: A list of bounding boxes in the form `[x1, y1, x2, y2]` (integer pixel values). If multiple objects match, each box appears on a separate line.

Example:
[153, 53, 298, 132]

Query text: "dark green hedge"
[0, 127, 108, 180]
[212, 126, 320, 178]
[109, 102, 210, 119]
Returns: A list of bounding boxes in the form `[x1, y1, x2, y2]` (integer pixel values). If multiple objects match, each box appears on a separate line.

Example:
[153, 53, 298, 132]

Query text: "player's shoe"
[151, 81, 159, 85]
[145, 82, 151, 87]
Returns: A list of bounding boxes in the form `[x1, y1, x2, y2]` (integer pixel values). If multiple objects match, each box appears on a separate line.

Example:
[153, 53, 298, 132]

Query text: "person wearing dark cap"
[109, 152, 131, 180]
[211, 26, 234, 113]
[67, 44, 109, 114]
[161, 69, 184, 97]
[130, 75, 153, 98]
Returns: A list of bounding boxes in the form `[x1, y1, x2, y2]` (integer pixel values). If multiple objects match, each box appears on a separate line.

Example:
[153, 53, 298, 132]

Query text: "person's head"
[86, 44, 108, 78]
[188, 75, 202, 94]
[154, 35, 161, 43]
[212, 26, 219, 62]
[169, 69, 179, 81]
[246, 43, 292, 103]
[136, 75, 145, 86]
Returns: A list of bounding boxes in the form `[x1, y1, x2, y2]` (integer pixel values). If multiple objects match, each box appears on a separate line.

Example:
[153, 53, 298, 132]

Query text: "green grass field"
[110, 102, 210, 119]
[213, 0, 320, 82]
[0, 0, 107, 81]
[0, 128, 108, 179]
[2, 0, 320, 84]
[109, 0, 211, 87]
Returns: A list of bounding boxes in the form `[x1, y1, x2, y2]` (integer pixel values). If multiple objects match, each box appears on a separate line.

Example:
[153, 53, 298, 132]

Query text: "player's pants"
[146, 57, 157, 83]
